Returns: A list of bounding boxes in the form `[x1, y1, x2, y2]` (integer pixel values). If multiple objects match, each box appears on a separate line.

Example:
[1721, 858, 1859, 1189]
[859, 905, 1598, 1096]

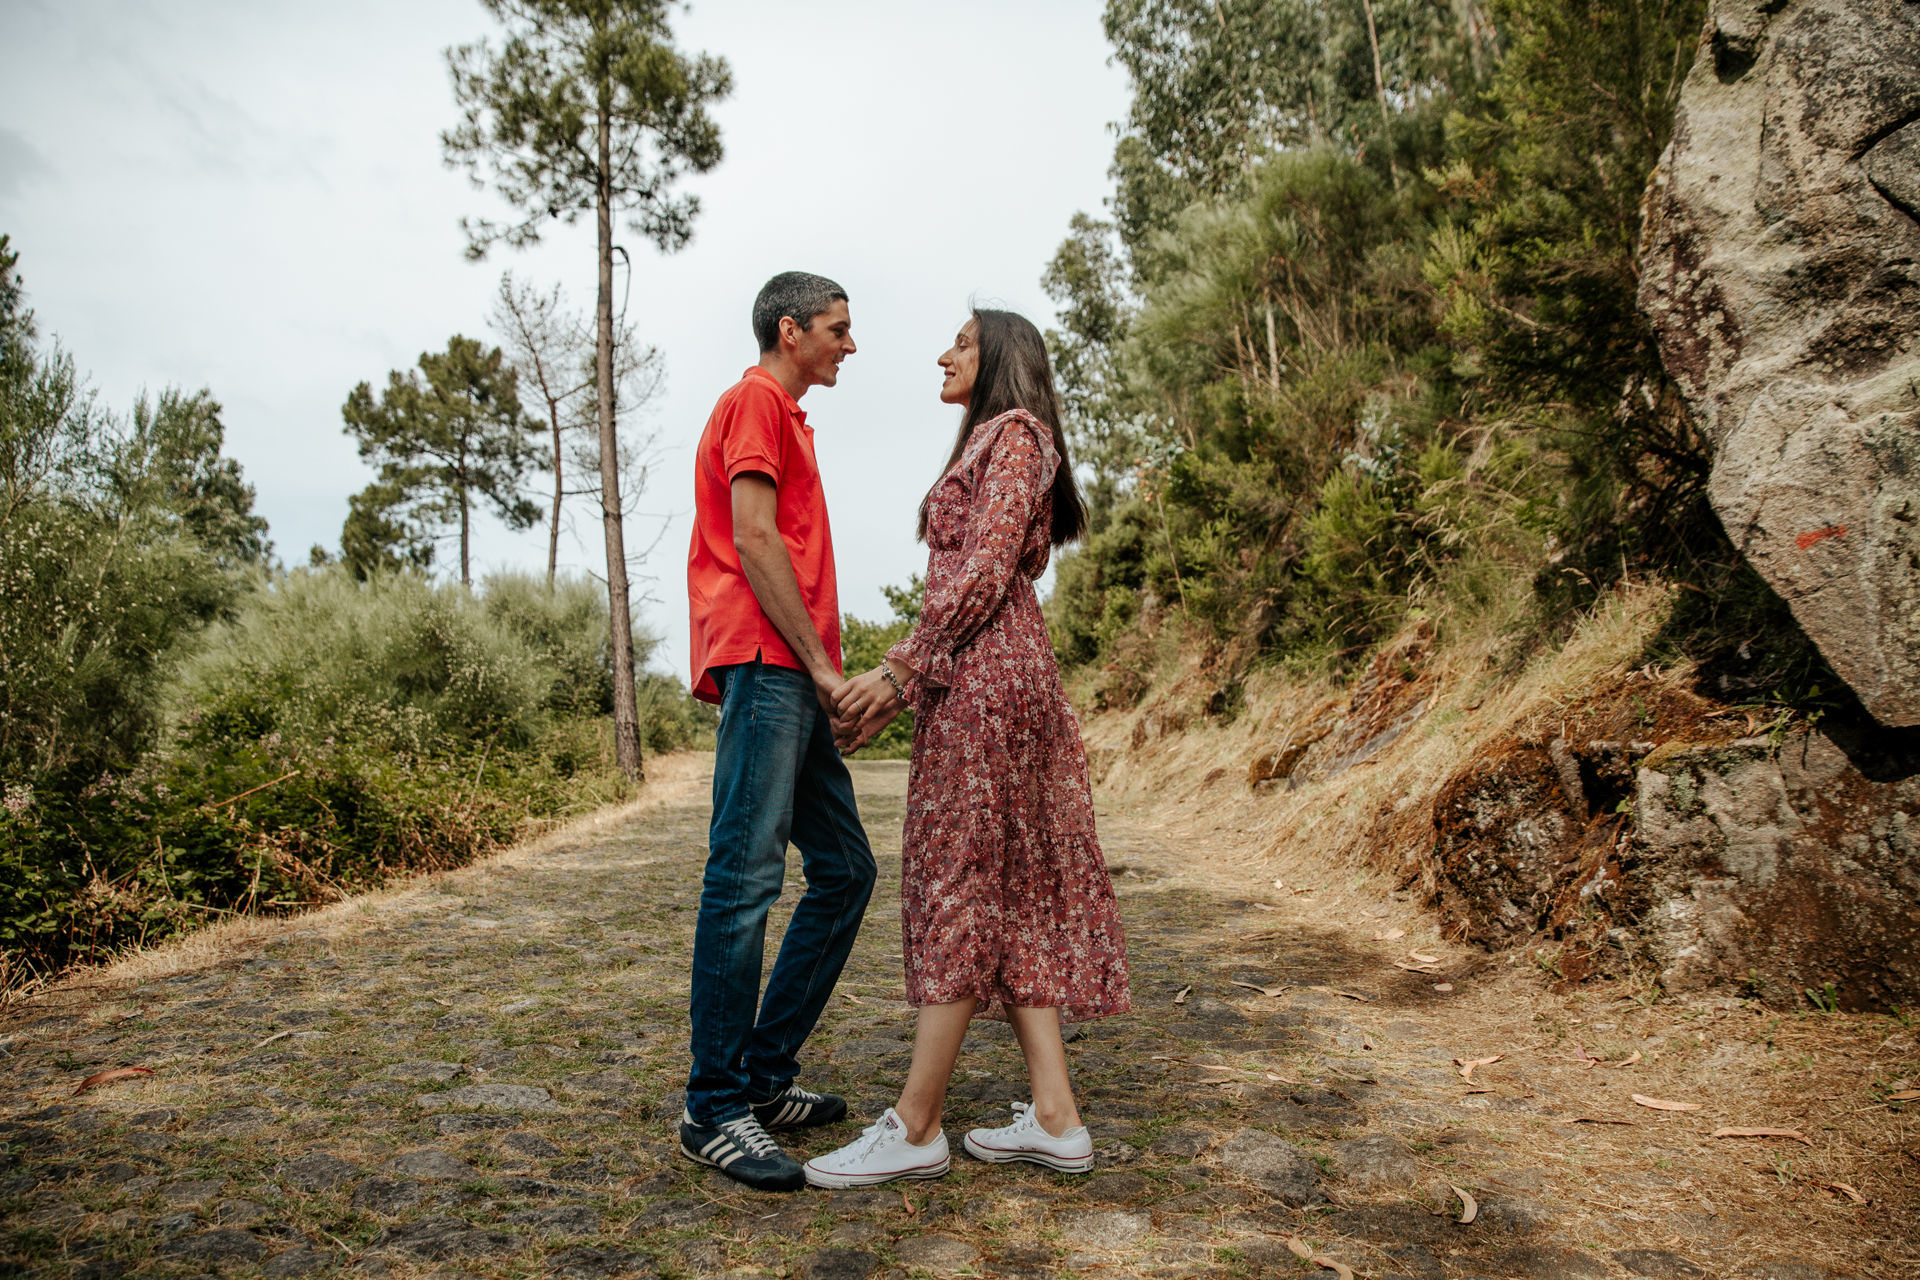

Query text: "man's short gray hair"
[752, 272, 848, 353]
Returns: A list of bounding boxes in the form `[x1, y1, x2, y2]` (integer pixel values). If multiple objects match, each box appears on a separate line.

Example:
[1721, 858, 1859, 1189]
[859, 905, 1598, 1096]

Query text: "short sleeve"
[720, 382, 786, 486]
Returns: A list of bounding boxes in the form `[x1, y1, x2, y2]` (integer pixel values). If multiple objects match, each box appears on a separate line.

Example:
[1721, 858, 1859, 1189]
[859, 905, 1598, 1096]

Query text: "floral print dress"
[887, 409, 1131, 1022]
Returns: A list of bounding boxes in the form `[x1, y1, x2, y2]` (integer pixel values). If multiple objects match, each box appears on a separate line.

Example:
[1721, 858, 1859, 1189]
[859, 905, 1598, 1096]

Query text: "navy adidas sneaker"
[677, 1110, 804, 1191]
[750, 1082, 849, 1132]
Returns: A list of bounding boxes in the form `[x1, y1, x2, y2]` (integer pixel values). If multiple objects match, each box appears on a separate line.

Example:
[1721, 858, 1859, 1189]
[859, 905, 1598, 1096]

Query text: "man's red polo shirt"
[686, 366, 841, 704]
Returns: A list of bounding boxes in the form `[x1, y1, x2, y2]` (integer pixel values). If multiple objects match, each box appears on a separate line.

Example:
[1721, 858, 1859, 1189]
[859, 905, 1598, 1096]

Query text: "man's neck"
[757, 353, 808, 403]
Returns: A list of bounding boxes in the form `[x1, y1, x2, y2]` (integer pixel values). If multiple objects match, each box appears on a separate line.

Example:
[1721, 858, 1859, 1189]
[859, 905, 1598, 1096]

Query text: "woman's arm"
[886, 415, 1050, 690]
[831, 415, 1052, 750]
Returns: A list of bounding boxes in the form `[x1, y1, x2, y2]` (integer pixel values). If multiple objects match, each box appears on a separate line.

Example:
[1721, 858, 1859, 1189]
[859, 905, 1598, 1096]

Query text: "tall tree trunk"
[595, 102, 643, 782]
[1362, 0, 1401, 191]
[547, 398, 563, 584]
[459, 451, 472, 586]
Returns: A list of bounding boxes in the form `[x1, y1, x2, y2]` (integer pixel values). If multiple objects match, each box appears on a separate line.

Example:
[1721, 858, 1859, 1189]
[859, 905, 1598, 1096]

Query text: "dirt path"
[1, 754, 1911, 1279]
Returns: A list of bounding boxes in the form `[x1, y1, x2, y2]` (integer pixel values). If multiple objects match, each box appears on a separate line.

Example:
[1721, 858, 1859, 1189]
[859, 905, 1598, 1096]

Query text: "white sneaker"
[962, 1101, 1094, 1173]
[802, 1109, 951, 1188]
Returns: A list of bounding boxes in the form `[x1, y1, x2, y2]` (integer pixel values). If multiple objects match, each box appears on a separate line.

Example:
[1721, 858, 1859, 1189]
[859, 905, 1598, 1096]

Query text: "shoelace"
[719, 1115, 781, 1160]
[849, 1115, 901, 1160]
[1001, 1101, 1040, 1135]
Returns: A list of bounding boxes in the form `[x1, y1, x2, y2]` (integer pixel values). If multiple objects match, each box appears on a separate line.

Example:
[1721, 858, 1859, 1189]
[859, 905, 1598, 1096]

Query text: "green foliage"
[840, 578, 924, 759]
[1048, 0, 1721, 688]
[0, 245, 265, 787]
[1101, 0, 1492, 258]
[1428, 0, 1711, 604]
[2, 565, 711, 977]
[341, 335, 542, 584]
[443, 0, 733, 258]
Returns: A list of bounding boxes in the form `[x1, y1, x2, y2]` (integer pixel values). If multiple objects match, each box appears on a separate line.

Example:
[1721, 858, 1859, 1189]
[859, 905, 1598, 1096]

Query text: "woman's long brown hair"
[916, 308, 1089, 547]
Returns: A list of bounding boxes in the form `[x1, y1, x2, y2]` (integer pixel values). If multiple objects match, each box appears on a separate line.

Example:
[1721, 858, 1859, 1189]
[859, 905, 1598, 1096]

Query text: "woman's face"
[937, 321, 979, 406]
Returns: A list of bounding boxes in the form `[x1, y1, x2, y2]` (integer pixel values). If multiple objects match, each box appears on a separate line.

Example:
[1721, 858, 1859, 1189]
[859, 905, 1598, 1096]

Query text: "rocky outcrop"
[1639, 0, 1920, 726]
[1247, 624, 1435, 790]
[1430, 674, 1920, 1010]
[1634, 728, 1920, 1008]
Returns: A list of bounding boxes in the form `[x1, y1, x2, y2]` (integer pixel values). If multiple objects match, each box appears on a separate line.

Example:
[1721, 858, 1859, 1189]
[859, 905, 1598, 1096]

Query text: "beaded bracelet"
[879, 663, 909, 704]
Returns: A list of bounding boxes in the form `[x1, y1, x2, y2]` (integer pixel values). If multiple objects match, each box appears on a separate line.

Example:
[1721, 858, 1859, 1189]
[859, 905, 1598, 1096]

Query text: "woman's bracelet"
[878, 663, 909, 703]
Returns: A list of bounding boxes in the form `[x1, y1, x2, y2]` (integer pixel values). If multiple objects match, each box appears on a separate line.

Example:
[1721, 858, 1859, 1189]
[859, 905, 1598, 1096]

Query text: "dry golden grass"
[1079, 581, 1918, 1275]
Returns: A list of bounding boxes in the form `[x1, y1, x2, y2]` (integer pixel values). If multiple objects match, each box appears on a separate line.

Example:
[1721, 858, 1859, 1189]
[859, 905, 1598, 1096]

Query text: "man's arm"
[731, 473, 844, 715]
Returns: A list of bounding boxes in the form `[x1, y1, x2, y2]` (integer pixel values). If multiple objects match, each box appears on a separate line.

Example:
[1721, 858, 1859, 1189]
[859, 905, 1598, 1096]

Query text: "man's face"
[787, 300, 855, 389]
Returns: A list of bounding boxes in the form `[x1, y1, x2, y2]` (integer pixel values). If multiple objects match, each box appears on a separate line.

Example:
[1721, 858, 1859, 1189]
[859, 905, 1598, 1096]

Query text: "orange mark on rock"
[1796, 524, 1846, 550]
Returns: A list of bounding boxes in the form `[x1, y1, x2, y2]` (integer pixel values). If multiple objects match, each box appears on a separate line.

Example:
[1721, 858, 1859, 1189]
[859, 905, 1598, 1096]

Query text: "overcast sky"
[0, 0, 1131, 683]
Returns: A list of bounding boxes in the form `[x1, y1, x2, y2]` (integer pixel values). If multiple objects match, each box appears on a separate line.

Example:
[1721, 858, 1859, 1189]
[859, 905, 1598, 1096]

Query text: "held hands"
[832, 663, 907, 755]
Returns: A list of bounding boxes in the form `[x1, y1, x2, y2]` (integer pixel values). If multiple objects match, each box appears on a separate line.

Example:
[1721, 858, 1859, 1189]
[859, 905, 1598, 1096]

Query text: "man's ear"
[778, 314, 801, 351]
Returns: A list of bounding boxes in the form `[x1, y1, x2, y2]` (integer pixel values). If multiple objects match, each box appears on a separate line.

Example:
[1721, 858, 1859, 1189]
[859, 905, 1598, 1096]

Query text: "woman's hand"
[832, 662, 908, 754]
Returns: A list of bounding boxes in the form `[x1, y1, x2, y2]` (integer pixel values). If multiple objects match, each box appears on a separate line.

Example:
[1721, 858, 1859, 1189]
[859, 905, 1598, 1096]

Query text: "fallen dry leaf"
[1632, 1094, 1702, 1112]
[839, 992, 866, 1005]
[1284, 1237, 1354, 1280]
[1455, 1054, 1503, 1081]
[1571, 1116, 1637, 1125]
[1272, 878, 1285, 890]
[253, 1028, 293, 1050]
[1315, 987, 1370, 1002]
[1173, 985, 1191, 1006]
[1610, 1050, 1642, 1068]
[72, 1066, 154, 1096]
[1372, 927, 1406, 942]
[1888, 1089, 1920, 1102]
[1450, 1184, 1478, 1224]
[1433, 982, 1455, 993]
[1712, 1127, 1811, 1145]
[1230, 980, 1289, 998]
[1393, 960, 1441, 973]
[1408, 950, 1440, 964]
[1814, 1180, 1867, 1204]
[902, 1189, 916, 1216]
[1252, 902, 1276, 911]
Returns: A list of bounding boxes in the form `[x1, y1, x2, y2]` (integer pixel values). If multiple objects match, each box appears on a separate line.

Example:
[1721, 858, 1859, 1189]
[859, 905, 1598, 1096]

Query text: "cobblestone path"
[0, 754, 1898, 1279]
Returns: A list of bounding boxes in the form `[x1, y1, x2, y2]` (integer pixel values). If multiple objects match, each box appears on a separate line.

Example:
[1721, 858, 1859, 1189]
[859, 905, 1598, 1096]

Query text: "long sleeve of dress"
[888, 417, 1051, 696]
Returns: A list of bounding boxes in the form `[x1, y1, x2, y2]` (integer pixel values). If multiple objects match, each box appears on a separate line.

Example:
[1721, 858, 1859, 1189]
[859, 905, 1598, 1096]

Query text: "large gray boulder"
[1639, 0, 1920, 726]
[1635, 730, 1920, 1008]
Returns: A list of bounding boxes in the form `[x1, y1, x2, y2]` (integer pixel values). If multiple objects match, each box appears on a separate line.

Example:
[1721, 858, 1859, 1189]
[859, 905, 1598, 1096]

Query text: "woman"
[803, 309, 1131, 1188]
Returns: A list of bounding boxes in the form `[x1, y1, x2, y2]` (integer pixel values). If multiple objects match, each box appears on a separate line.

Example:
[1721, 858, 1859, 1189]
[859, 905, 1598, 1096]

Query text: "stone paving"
[0, 755, 1886, 1279]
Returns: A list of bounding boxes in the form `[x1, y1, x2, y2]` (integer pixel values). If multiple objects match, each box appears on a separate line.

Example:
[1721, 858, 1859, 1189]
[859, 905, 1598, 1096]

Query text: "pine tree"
[340, 335, 541, 586]
[444, 0, 730, 781]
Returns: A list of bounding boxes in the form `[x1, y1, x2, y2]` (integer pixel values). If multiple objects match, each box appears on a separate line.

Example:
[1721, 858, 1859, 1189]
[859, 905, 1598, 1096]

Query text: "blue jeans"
[686, 659, 876, 1125]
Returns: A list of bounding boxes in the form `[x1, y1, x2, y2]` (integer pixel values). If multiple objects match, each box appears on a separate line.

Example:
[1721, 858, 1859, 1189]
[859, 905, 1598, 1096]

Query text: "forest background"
[4, 0, 1847, 990]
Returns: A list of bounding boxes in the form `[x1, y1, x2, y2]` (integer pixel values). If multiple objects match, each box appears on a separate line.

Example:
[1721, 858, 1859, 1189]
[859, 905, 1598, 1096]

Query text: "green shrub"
[1, 560, 716, 979]
[0, 240, 710, 987]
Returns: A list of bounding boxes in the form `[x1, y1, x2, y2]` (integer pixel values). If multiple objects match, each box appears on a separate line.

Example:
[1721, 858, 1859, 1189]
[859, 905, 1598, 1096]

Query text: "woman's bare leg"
[1007, 1005, 1082, 1137]
[894, 997, 977, 1145]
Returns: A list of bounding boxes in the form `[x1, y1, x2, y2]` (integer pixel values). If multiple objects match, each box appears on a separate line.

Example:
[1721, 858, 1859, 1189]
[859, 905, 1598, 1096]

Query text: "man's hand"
[814, 670, 851, 729]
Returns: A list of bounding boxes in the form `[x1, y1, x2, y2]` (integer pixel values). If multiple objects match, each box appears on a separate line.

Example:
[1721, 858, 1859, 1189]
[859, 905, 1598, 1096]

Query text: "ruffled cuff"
[886, 635, 951, 706]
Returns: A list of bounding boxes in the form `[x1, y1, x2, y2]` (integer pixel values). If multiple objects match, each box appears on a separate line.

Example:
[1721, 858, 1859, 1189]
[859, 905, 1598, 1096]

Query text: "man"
[680, 271, 876, 1191]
